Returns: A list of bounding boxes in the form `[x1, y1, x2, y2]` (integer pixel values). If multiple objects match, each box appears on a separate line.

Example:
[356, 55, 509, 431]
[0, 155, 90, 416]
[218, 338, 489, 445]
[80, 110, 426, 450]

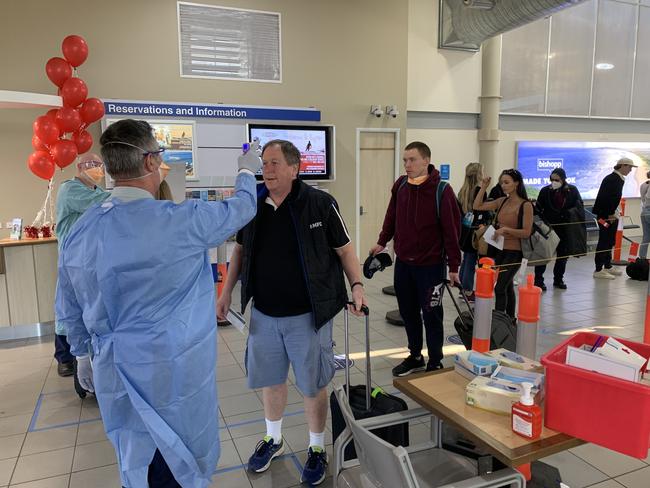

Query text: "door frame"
[355, 128, 401, 257]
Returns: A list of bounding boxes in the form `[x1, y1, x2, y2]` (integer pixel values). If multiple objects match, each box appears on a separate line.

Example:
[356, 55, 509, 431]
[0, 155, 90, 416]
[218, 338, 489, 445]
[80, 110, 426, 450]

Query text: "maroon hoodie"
[377, 165, 461, 272]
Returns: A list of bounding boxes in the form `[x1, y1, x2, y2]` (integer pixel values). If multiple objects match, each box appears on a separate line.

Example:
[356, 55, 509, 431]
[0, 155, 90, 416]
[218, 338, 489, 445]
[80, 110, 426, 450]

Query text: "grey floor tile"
[218, 439, 243, 469]
[21, 426, 77, 456]
[75, 421, 107, 446]
[570, 443, 647, 478]
[33, 407, 81, 431]
[8, 474, 70, 487]
[585, 481, 626, 488]
[541, 450, 609, 488]
[0, 415, 32, 438]
[37, 392, 81, 413]
[0, 434, 23, 461]
[220, 393, 263, 417]
[0, 458, 16, 486]
[10, 448, 74, 485]
[71, 440, 116, 472]
[68, 463, 120, 488]
[615, 466, 650, 488]
[218, 364, 247, 382]
[208, 467, 252, 488]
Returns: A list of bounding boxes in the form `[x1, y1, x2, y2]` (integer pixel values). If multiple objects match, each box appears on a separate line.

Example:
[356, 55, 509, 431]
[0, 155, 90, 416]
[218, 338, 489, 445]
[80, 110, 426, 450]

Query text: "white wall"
[406, 128, 479, 192]
[408, 0, 482, 113]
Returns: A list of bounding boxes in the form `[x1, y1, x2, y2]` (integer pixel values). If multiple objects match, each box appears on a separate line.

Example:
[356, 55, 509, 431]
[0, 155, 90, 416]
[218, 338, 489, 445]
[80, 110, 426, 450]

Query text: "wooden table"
[394, 369, 583, 468]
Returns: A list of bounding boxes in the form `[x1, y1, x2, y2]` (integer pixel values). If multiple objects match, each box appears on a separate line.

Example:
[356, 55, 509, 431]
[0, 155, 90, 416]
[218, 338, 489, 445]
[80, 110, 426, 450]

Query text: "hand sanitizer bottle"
[511, 382, 542, 440]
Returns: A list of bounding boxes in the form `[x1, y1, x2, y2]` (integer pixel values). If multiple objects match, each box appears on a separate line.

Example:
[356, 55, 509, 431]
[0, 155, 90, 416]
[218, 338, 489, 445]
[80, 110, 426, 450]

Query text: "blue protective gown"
[56, 172, 256, 488]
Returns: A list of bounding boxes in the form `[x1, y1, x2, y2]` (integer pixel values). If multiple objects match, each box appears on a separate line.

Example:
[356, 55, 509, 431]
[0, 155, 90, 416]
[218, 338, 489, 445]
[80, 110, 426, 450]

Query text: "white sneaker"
[594, 269, 616, 280]
[605, 267, 622, 276]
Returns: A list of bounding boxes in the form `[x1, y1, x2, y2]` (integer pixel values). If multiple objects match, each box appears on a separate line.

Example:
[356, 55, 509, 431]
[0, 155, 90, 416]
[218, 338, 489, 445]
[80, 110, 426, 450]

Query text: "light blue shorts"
[245, 307, 335, 397]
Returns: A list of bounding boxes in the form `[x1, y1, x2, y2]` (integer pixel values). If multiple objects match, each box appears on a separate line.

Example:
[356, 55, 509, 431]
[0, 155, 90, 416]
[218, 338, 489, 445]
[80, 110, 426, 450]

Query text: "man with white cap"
[592, 157, 637, 279]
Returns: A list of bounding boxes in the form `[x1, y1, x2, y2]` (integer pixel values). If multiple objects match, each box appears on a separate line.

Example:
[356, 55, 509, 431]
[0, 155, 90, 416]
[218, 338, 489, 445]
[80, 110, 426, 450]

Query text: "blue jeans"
[641, 212, 650, 259]
[459, 252, 478, 292]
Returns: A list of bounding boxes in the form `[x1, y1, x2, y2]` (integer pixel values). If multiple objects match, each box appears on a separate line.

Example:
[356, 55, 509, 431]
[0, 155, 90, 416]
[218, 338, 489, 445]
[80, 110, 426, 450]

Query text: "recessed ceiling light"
[596, 63, 615, 70]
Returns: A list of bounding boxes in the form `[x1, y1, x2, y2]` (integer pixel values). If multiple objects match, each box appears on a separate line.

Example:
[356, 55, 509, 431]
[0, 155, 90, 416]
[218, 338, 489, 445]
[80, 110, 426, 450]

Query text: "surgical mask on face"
[84, 167, 105, 184]
[551, 180, 562, 190]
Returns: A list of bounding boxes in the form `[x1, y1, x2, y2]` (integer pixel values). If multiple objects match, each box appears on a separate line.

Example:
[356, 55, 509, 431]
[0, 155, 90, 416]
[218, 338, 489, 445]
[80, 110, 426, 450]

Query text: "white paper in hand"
[226, 309, 246, 334]
[483, 225, 504, 250]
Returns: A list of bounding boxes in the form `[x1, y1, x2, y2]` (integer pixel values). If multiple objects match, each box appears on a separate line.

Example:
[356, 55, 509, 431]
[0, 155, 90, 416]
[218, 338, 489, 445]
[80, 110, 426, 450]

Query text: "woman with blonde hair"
[457, 162, 486, 301]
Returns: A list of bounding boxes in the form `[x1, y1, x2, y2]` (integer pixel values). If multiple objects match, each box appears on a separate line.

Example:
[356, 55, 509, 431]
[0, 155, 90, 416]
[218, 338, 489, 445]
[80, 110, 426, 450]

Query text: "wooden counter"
[0, 237, 58, 328]
[0, 237, 57, 248]
[394, 369, 583, 467]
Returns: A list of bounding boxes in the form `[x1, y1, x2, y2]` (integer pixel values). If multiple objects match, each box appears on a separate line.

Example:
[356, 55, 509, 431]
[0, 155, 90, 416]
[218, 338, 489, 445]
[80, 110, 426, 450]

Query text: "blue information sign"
[440, 164, 450, 180]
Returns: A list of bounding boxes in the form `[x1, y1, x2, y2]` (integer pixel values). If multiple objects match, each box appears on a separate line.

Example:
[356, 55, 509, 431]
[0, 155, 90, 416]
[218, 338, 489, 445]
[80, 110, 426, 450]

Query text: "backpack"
[626, 258, 649, 281]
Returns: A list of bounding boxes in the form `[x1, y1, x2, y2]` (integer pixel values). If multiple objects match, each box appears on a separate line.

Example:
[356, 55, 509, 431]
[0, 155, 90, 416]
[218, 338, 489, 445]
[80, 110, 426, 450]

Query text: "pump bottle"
[511, 382, 542, 440]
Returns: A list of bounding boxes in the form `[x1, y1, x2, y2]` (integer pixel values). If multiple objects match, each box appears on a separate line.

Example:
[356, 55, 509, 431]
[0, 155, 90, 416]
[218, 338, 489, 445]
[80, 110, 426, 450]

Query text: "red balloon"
[72, 130, 93, 154]
[31, 134, 48, 151]
[79, 98, 104, 124]
[55, 107, 82, 133]
[45, 108, 58, 121]
[61, 78, 88, 108]
[62, 35, 89, 67]
[51, 139, 78, 169]
[45, 57, 72, 88]
[28, 151, 56, 180]
[33, 116, 59, 144]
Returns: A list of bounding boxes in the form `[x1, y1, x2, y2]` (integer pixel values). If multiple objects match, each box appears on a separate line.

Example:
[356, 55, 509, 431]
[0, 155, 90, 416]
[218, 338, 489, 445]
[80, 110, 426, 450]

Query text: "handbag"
[520, 212, 560, 266]
[472, 225, 489, 256]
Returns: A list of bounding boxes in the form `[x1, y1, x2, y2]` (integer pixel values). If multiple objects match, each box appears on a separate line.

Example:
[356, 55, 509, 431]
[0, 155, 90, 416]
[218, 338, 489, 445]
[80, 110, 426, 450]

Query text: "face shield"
[79, 160, 105, 183]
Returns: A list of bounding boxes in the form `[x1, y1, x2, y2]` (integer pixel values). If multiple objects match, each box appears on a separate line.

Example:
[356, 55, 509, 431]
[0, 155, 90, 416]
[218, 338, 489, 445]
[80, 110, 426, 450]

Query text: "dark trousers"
[494, 250, 523, 319]
[595, 220, 618, 271]
[123, 449, 181, 488]
[394, 259, 445, 366]
[534, 257, 568, 284]
[54, 334, 74, 364]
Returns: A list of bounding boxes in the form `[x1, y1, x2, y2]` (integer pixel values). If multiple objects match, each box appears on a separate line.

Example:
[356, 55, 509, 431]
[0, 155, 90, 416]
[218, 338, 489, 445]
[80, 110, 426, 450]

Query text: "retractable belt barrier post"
[627, 241, 640, 262]
[613, 198, 626, 264]
[517, 274, 542, 360]
[472, 257, 496, 353]
[216, 244, 229, 326]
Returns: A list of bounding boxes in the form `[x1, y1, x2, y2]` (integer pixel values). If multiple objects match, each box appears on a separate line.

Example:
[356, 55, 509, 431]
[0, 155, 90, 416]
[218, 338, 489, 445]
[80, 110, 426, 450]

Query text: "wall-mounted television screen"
[516, 141, 650, 200]
[247, 123, 334, 180]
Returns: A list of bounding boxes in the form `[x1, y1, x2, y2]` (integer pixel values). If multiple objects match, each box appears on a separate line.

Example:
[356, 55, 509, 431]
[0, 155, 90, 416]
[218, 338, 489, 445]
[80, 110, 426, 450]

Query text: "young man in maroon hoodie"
[369, 142, 461, 376]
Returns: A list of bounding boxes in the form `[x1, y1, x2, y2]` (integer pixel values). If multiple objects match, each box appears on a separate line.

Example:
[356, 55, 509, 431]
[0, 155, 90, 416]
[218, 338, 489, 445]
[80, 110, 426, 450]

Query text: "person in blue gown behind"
[56, 119, 260, 488]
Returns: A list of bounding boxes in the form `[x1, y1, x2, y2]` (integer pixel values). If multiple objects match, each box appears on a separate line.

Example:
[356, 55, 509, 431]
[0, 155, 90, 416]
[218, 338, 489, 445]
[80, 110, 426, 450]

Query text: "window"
[177, 2, 281, 82]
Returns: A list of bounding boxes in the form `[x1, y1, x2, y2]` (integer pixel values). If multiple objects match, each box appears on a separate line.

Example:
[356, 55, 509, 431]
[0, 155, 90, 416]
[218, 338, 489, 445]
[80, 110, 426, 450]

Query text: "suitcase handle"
[344, 302, 371, 411]
[443, 280, 474, 321]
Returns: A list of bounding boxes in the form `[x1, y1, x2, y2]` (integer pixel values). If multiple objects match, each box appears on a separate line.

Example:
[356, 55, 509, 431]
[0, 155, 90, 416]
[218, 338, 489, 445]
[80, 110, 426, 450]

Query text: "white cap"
[520, 382, 534, 406]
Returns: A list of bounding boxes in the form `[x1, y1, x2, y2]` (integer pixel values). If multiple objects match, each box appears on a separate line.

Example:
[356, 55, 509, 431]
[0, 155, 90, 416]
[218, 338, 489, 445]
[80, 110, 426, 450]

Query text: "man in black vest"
[217, 140, 366, 486]
[592, 157, 637, 279]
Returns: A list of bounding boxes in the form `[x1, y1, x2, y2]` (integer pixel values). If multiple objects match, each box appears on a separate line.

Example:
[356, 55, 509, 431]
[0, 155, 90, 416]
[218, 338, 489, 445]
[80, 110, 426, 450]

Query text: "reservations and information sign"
[516, 141, 650, 199]
[103, 99, 321, 122]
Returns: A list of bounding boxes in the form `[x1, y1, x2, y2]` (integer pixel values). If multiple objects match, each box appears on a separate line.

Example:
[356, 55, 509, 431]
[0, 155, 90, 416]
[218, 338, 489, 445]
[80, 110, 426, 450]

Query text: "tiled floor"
[1, 256, 649, 487]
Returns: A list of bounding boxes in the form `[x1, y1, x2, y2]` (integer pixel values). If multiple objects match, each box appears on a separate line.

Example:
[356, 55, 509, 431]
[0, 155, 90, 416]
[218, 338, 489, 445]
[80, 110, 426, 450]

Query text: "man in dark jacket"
[217, 140, 366, 485]
[534, 167, 585, 290]
[369, 141, 461, 377]
[592, 158, 637, 279]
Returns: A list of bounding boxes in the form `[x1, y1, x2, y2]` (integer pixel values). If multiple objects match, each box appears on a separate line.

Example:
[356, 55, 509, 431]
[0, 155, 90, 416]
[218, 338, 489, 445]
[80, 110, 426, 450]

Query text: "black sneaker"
[426, 362, 443, 372]
[392, 355, 426, 377]
[553, 280, 567, 290]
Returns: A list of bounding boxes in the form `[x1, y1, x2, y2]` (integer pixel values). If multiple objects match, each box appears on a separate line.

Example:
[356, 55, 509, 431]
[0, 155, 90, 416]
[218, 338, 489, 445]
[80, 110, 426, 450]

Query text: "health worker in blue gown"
[55, 119, 261, 488]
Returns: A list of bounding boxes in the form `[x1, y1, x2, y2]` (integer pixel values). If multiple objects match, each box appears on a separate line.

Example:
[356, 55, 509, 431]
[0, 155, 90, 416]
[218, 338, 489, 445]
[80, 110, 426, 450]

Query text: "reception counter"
[0, 237, 58, 340]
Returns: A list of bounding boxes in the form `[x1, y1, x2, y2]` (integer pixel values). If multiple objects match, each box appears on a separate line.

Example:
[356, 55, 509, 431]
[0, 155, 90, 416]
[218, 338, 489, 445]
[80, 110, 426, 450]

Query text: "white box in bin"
[598, 337, 648, 372]
[566, 345, 642, 382]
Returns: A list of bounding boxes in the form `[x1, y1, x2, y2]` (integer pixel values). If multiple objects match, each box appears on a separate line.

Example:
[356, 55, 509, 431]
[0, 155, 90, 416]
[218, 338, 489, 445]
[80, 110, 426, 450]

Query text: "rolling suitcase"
[330, 303, 409, 461]
[446, 282, 517, 352]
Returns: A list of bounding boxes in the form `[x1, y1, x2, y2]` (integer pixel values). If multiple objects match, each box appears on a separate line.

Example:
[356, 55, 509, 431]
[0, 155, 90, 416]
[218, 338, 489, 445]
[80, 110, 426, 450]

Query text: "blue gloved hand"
[238, 140, 262, 173]
[77, 355, 95, 393]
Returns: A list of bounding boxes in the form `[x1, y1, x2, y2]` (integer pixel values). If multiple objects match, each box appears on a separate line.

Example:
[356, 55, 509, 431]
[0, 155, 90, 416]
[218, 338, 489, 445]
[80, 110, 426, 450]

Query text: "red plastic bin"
[540, 332, 650, 458]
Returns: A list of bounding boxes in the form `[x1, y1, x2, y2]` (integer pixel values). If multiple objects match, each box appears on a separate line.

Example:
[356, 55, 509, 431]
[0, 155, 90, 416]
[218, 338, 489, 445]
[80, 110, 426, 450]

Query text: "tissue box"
[485, 348, 543, 372]
[454, 351, 499, 380]
[465, 376, 523, 415]
[491, 365, 544, 395]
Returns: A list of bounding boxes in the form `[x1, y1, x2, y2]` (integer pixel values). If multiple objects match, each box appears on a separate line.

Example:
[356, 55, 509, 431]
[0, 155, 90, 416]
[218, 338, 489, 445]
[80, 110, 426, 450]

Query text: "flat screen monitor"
[516, 141, 650, 200]
[247, 124, 334, 180]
